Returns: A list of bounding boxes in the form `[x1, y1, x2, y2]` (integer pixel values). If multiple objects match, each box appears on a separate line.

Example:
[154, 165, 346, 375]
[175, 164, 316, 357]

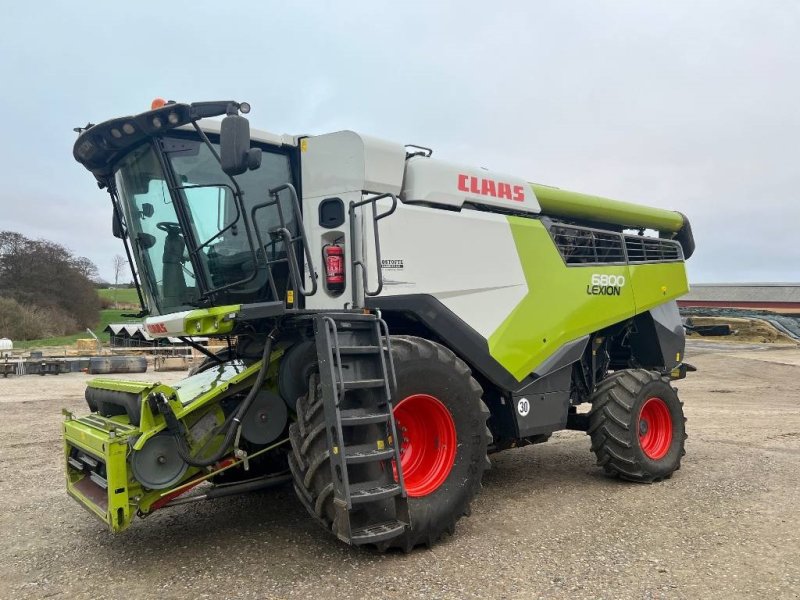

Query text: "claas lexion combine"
[65, 99, 695, 550]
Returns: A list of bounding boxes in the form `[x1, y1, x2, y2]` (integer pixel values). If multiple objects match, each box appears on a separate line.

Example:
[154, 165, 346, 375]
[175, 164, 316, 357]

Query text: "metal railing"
[349, 193, 398, 308]
[251, 182, 318, 301]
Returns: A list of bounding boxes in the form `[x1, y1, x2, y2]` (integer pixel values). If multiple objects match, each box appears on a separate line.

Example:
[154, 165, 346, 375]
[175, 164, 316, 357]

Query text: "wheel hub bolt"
[639, 420, 649, 435]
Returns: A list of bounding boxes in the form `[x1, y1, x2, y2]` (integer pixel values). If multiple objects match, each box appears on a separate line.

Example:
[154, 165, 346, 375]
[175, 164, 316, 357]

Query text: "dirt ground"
[1, 341, 798, 599]
[685, 316, 798, 344]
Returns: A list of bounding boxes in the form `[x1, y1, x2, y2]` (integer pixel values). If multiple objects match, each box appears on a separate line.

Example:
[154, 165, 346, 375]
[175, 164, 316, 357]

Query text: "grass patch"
[14, 310, 141, 349]
[97, 287, 141, 306]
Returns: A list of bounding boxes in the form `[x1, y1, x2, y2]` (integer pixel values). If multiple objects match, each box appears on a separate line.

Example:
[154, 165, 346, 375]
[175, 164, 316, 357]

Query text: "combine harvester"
[64, 99, 695, 550]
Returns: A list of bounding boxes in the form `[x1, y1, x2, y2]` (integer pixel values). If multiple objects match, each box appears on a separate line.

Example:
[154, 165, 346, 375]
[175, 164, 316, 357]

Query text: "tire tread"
[588, 369, 687, 483]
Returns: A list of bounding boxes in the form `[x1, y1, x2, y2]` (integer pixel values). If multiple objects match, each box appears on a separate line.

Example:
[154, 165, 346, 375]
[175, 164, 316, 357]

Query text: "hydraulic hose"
[165, 328, 277, 468]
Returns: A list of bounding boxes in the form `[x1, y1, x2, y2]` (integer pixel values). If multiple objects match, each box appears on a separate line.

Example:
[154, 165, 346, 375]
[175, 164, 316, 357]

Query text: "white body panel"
[143, 311, 193, 338]
[298, 130, 529, 327]
[184, 120, 298, 148]
[366, 201, 528, 339]
[300, 131, 406, 197]
[401, 156, 541, 214]
[300, 131, 406, 310]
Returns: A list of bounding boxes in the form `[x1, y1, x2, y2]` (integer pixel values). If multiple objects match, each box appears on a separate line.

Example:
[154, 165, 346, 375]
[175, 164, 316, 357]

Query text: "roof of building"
[682, 283, 800, 303]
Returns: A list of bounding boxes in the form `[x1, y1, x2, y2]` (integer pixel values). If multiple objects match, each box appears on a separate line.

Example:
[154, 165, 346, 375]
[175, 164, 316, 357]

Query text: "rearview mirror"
[112, 208, 125, 239]
[220, 114, 261, 176]
[112, 214, 123, 238]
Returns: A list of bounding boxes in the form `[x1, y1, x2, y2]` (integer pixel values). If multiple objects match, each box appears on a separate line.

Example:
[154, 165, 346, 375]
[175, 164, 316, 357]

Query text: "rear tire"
[588, 369, 687, 482]
[289, 336, 491, 551]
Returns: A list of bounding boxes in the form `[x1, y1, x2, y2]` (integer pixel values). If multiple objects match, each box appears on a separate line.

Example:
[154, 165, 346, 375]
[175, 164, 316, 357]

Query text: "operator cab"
[74, 100, 302, 316]
[114, 132, 297, 313]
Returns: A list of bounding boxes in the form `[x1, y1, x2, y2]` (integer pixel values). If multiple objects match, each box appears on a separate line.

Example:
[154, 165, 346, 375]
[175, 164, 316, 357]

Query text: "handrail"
[250, 182, 318, 300]
[349, 193, 398, 307]
[322, 316, 347, 402]
[271, 183, 318, 298]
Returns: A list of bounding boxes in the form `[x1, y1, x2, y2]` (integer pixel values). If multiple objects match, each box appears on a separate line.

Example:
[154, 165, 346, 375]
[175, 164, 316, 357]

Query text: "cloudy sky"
[0, 1, 797, 283]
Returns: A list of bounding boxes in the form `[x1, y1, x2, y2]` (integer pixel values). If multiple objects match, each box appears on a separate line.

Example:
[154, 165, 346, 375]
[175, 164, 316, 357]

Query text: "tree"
[0, 230, 102, 332]
[112, 254, 128, 308]
[74, 256, 100, 282]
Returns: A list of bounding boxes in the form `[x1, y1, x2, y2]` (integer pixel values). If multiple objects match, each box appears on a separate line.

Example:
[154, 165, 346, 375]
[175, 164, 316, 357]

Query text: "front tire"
[588, 369, 687, 482]
[289, 336, 491, 551]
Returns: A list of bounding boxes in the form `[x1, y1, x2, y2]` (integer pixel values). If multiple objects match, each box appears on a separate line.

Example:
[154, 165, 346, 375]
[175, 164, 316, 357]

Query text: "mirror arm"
[189, 100, 241, 120]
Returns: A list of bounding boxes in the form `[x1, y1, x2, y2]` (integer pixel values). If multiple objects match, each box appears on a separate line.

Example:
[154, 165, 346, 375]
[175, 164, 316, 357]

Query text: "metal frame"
[313, 313, 407, 542]
[251, 182, 318, 301]
[349, 193, 398, 308]
[544, 218, 684, 267]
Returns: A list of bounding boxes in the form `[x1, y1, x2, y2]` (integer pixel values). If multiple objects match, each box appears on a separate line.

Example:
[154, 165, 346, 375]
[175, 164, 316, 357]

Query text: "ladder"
[313, 313, 409, 545]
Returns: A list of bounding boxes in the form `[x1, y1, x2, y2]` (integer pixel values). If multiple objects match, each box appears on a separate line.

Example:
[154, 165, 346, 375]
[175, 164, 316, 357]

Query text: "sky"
[0, 1, 798, 283]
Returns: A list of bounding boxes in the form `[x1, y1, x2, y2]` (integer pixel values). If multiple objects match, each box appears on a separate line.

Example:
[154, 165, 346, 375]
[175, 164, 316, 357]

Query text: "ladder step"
[350, 520, 406, 545]
[333, 320, 375, 330]
[340, 408, 391, 426]
[349, 483, 402, 504]
[344, 444, 395, 464]
[342, 379, 385, 390]
[337, 345, 381, 355]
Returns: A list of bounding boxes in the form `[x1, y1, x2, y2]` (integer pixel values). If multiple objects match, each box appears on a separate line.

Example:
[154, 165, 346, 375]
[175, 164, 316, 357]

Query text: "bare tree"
[112, 255, 127, 308]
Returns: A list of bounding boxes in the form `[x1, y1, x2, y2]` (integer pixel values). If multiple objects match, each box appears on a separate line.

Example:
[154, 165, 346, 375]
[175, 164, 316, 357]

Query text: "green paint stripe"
[531, 183, 684, 232]
[488, 216, 689, 381]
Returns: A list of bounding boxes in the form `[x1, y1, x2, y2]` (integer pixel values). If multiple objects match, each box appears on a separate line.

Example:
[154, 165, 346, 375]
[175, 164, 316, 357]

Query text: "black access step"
[351, 521, 406, 544]
[344, 444, 395, 464]
[313, 313, 409, 546]
[339, 408, 391, 426]
[338, 346, 381, 355]
[349, 482, 402, 504]
[342, 379, 385, 390]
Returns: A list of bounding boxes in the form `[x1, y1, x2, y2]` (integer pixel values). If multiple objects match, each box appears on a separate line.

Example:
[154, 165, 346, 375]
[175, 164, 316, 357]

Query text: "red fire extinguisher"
[323, 244, 345, 293]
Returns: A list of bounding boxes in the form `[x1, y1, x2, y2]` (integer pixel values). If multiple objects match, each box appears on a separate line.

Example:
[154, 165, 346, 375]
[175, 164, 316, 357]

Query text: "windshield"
[114, 135, 295, 314]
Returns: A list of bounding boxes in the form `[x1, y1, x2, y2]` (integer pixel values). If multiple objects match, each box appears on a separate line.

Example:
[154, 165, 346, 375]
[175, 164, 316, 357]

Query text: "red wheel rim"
[392, 393, 457, 497]
[638, 397, 673, 460]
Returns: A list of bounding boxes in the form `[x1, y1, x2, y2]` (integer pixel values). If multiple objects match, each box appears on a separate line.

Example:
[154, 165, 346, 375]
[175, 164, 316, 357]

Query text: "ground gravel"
[0, 341, 798, 599]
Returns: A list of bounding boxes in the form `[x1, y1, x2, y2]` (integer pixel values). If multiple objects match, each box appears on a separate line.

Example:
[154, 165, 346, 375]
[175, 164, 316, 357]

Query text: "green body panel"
[64, 414, 142, 532]
[86, 379, 158, 394]
[63, 351, 285, 531]
[531, 183, 685, 233]
[488, 217, 689, 381]
[133, 359, 263, 450]
[184, 305, 240, 336]
[87, 378, 171, 439]
[63, 408, 226, 532]
[628, 262, 690, 313]
[86, 359, 266, 450]
[142, 304, 241, 338]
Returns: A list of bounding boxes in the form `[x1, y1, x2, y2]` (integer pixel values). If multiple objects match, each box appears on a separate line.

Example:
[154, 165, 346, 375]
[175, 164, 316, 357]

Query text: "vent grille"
[550, 225, 626, 265]
[624, 236, 683, 263]
[548, 223, 684, 265]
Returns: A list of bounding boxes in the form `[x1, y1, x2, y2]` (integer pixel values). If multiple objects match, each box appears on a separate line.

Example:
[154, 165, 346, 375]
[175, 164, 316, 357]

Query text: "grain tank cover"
[401, 156, 541, 214]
